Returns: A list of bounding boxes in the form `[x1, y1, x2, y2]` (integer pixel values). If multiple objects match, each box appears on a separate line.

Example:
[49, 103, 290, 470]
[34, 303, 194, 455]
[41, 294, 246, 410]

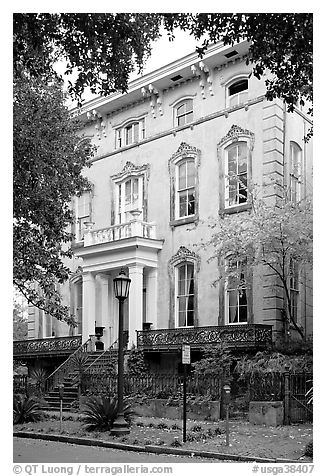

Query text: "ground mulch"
[14, 413, 312, 461]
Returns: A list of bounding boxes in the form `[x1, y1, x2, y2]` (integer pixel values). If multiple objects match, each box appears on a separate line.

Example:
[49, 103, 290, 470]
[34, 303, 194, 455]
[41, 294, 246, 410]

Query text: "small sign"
[182, 344, 191, 364]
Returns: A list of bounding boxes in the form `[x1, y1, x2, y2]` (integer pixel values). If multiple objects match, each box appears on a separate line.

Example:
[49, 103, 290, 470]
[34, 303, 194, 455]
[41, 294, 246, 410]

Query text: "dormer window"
[228, 79, 248, 107]
[115, 118, 145, 149]
[175, 99, 193, 127]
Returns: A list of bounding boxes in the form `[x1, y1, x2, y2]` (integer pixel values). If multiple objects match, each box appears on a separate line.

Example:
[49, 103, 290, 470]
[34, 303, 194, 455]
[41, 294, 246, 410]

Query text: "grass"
[13, 413, 313, 461]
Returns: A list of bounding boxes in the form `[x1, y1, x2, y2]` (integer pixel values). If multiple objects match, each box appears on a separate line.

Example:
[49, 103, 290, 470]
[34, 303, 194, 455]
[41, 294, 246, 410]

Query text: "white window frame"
[225, 260, 248, 325]
[115, 175, 144, 225]
[175, 262, 195, 328]
[224, 141, 249, 209]
[289, 142, 302, 203]
[227, 78, 248, 107]
[115, 118, 146, 149]
[174, 99, 194, 127]
[75, 191, 91, 242]
[175, 158, 196, 220]
[74, 279, 83, 335]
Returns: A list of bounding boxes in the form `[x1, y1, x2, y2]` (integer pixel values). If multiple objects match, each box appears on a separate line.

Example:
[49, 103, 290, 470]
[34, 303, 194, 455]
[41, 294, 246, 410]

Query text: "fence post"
[284, 368, 290, 425]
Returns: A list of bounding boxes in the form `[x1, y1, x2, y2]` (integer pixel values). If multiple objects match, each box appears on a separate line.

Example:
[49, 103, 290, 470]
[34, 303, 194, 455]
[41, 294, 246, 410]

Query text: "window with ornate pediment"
[169, 142, 200, 227]
[217, 125, 254, 214]
[168, 246, 200, 329]
[111, 161, 150, 225]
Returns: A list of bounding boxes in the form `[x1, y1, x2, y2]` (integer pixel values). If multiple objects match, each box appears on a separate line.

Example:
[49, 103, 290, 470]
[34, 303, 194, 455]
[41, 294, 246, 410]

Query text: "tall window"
[116, 119, 145, 148]
[289, 142, 302, 202]
[228, 79, 248, 107]
[117, 176, 143, 224]
[176, 159, 195, 218]
[75, 280, 83, 334]
[175, 99, 193, 127]
[225, 142, 248, 207]
[76, 191, 91, 241]
[225, 260, 248, 324]
[176, 263, 195, 327]
[289, 260, 299, 323]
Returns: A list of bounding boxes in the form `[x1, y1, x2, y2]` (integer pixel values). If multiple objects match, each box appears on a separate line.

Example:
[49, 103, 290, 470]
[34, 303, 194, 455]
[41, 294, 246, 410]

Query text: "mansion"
[14, 40, 313, 373]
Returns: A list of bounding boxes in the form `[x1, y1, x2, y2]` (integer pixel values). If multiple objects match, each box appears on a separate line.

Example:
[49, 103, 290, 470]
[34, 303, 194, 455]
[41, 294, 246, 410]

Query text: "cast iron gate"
[285, 373, 313, 423]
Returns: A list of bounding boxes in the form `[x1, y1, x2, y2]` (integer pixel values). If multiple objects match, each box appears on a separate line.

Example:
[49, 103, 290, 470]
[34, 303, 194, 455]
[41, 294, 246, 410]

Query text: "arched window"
[228, 78, 248, 107]
[176, 158, 195, 219]
[115, 118, 146, 148]
[289, 142, 302, 202]
[225, 142, 248, 207]
[175, 99, 193, 127]
[175, 262, 195, 327]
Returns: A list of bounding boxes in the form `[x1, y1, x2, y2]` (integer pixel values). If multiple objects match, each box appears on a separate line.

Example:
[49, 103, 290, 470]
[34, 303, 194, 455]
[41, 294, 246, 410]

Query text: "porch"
[137, 324, 273, 351]
[13, 336, 82, 359]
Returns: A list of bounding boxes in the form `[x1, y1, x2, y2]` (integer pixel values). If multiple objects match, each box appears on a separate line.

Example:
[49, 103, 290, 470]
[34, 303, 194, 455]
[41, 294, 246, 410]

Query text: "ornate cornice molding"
[168, 246, 200, 275]
[111, 161, 150, 182]
[217, 124, 255, 149]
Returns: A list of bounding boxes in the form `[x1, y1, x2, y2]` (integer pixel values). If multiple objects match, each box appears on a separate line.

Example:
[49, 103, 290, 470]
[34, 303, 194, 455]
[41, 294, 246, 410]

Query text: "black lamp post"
[111, 268, 131, 436]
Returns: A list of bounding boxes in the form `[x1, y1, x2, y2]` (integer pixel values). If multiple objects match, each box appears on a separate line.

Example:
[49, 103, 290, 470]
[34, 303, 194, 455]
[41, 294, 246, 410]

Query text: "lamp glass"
[113, 270, 131, 299]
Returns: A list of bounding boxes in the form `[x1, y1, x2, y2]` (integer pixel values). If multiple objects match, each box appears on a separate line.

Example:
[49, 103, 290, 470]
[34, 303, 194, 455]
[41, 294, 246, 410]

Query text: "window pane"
[134, 123, 139, 142]
[126, 125, 132, 144]
[178, 115, 185, 127]
[229, 95, 238, 107]
[125, 180, 131, 205]
[186, 111, 193, 122]
[238, 144, 247, 174]
[177, 103, 185, 116]
[179, 311, 186, 327]
[229, 79, 248, 96]
[132, 178, 139, 205]
[187, 161, 195, 187]
[178, 162, 187, 189]
[179, 190, 188, 217]
[185, 100, 193, 112]
[188, 190, 195, 215]
[186, 309, 194, 326]
[227, 147, 237, 174]
[179, 297, 187, 313]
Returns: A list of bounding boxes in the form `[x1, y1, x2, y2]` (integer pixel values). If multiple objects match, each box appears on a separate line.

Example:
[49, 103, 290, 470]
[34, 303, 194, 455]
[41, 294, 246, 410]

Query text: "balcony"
[83, 215, 157, 247]
[13, 336, 82, 358]
[137, 324, 273, 352]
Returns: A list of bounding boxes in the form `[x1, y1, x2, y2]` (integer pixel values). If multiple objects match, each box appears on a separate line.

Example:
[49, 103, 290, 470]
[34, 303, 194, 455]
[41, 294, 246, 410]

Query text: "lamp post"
[223, 384, 231, 446]
[111, 268, 131, 436]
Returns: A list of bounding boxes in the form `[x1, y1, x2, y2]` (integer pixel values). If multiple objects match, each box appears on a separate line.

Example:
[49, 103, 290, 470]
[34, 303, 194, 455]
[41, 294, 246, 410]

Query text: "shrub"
[13, 395, 43, 424]
[157, 422, 169, 429]
[304, 441, 313, 458]
[81, 396, 134, 432]
[170, 438, 182, 447]
[171, 423, 181, 430]
[190, 424, 202, 432]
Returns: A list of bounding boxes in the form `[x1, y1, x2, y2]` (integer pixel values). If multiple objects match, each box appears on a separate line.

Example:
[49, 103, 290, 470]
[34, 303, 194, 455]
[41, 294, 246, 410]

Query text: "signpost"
[223, 384, 231, 446]
[182, 344, 191, 443]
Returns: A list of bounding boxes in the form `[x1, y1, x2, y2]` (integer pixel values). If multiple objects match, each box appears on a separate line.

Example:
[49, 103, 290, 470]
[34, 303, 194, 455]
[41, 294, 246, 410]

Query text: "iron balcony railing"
[137, 324, 272, 351]
[13, 336, 83, 358]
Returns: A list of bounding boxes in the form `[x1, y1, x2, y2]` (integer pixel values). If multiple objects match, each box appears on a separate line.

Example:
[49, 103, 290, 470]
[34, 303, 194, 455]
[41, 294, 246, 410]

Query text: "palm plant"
[70, 352, 89, 396]
[13, 394, 43, 424]
[81, 396, 134, 432]
[29, 368, 48, 395]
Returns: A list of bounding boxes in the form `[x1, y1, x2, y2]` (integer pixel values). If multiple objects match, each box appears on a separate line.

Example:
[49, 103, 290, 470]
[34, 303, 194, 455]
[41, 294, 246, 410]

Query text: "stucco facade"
[22, 41, 312, 369]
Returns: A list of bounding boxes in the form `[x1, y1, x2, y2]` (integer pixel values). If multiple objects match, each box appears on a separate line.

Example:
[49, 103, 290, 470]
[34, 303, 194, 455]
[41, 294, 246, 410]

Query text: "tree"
[204, 189, 312, 340]
[13, 76, 96, 324]
[13, 297, 28, 341]
[13, 13, 312, 120]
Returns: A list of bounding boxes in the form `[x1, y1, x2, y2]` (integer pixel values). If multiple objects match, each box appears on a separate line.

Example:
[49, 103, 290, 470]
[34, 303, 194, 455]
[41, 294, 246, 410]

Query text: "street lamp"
[111, 268, 131, 436]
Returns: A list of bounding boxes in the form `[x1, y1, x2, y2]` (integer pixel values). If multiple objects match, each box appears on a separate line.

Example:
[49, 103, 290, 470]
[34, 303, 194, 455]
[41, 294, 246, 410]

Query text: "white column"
[82, 272, 96, 344]
[146, 268, 158, 329]
[96, 273, 110, 349]
[128, 264, 144, 348]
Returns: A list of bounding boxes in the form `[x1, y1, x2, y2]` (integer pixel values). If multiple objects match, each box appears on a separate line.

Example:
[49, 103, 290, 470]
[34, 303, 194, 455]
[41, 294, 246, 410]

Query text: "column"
[128, 264, 144, 348]
[96, 273, 110, 350]
[146, 267, 158, 329]
[82, 272, 96, 345]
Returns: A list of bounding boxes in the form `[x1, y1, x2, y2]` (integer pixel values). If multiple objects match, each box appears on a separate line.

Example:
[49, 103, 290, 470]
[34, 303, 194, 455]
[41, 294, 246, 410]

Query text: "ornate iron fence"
[137, 324, 272, 350]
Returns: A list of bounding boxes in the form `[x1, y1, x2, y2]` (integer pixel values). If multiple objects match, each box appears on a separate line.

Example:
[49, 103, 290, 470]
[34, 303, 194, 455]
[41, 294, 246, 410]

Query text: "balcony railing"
[137, 324, 272, 351]
[84, 215, 157, 247]
[13, 336, 82, 358]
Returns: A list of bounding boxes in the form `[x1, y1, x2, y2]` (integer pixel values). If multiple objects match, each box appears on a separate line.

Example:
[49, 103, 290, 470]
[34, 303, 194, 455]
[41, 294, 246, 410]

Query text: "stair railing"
[44, 338, 92, 393]
[70, 338, 119, 386]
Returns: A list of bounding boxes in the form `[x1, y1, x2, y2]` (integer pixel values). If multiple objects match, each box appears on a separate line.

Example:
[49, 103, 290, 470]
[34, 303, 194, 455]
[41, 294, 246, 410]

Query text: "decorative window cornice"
[217, 124, 255, 150]
[168, 246, 200, 274]
[111, 161, 150, 182]
[169, 142, 201, 170]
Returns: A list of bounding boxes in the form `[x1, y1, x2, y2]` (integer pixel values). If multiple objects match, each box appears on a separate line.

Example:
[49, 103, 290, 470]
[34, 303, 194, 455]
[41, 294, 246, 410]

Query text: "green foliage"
[234, 351, 313, 378]
[13, 395, 43, 424]
[13, 296, 28, 341]
[205, 190, 312, 339]
[304, 441, 313, 458]
[14, 13, 312, 124]
[81, 396, 134, 432]
[29, 368, 48, 394]
[126, 346, 149, 376]
[191, 343, 233, 377]
[13, 76, 96, 324]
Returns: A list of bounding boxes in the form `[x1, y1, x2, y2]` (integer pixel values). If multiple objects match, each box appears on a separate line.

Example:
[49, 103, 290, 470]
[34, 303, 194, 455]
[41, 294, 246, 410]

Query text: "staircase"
[42, 340, 119, 412]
